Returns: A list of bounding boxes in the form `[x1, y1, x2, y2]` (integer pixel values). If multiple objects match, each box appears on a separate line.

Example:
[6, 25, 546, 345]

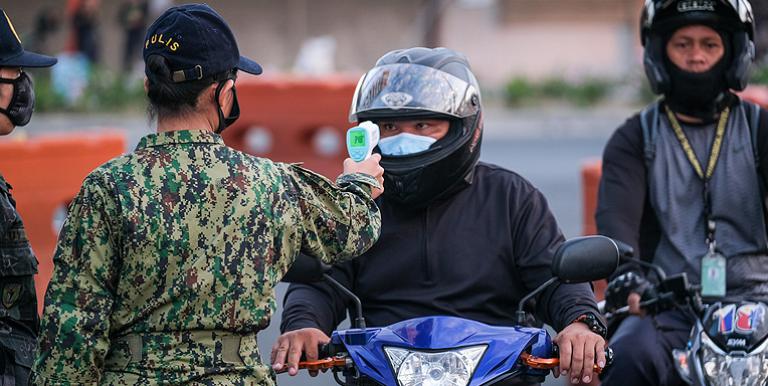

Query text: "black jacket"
[596, 98, 768, 279]
[282, 162, 601, 334]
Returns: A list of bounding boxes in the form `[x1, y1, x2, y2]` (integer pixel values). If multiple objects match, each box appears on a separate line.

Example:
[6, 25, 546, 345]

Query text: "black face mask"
[214, 78, 240, 134]
[663, 30, 733, 122]
[0, 72, 35, 127]
[664, 58, 730, 122]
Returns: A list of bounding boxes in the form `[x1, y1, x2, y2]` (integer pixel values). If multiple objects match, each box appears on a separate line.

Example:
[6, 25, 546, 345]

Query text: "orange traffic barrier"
[581, 160, 606, 301]
[582, 160, 602, 236]
[222, 75, 359, 178]
[0, 133, 125, 314]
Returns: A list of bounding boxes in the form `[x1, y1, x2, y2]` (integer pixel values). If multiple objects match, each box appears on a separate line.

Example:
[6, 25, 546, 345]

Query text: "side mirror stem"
[516, 277, 559, 325]
[323, 273, 366, 329]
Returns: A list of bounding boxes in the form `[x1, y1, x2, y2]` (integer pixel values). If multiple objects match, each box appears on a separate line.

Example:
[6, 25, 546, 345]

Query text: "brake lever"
[520, 347, 613, 374]
[274, 357, 348, 373]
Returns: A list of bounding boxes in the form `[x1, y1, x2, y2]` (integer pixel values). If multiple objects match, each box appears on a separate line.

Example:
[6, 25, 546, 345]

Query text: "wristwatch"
[572, 313, 607, 338]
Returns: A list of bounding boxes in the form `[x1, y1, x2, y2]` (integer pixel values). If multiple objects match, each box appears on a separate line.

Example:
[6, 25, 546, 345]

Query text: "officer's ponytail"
[145, 55, 230, 121]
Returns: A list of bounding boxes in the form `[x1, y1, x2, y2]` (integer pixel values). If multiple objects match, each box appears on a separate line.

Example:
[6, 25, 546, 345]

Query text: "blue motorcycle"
[280, 236, 621, 386]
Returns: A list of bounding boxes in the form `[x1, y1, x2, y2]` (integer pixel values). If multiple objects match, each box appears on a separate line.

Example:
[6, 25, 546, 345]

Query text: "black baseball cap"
[0, 9, 57, 68]
[143, 3, 262, 83]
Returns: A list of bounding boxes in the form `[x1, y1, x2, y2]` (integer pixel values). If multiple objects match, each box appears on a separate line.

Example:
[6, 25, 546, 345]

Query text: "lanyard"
[666, 106, 730, 244]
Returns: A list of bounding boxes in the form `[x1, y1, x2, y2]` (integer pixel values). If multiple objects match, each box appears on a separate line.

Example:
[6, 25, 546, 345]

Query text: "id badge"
[701, 251, 727, 297]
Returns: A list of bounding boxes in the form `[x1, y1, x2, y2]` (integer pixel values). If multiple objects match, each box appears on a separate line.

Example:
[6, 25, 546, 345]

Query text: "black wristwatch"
[572, 313, 607, 338]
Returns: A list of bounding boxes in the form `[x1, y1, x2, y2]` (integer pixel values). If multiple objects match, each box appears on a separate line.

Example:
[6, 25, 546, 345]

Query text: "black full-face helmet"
[641, 0, 755, 94]
[349, 47, 483, 208]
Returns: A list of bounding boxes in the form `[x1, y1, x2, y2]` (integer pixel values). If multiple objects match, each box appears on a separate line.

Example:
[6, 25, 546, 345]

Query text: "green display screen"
[350, 131, 366, 148]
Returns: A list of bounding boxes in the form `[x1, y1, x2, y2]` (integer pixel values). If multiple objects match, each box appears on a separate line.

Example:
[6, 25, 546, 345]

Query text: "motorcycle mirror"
[281, 254, 331, 283]
[551, 236, 620, 283]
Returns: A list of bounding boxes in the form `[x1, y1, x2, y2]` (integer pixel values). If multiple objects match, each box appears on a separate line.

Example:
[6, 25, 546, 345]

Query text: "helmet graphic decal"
[677, 1, 715, 12]
[381, 92, 413, 109]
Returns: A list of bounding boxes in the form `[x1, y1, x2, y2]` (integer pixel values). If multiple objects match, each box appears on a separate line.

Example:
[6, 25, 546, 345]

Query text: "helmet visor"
[349, 63, 479, 122]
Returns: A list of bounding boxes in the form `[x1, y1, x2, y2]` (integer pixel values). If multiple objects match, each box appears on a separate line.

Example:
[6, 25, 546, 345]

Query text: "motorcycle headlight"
[699, 333, 768, 386]
[383, 345, 486, 386]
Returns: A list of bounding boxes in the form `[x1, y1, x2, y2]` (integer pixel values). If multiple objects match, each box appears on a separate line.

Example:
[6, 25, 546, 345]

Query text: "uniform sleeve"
[33, 171, 121, 384]
[595, 116, 649, 277]
[510, 185, 601, 331]
[280, 261, 355, 335]
[286, 165, 381, 265]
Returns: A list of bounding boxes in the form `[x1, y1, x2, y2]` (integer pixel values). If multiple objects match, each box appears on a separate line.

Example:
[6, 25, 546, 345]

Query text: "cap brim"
[237, 55, 262, 75]
[0, 50, 57, 68]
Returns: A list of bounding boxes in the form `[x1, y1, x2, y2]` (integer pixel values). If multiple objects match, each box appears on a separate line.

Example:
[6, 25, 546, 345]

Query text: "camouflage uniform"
[0, 173, 38, 385]
[32, 130, 381, 385]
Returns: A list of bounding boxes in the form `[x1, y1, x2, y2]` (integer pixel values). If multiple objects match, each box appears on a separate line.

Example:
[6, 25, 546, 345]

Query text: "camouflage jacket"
[0, 172, 39, 377]
[33, 130, 382, 385]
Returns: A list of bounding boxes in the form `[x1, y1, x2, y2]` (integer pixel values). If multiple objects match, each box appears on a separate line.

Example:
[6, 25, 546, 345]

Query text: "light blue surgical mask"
[377, 132, 437, 156]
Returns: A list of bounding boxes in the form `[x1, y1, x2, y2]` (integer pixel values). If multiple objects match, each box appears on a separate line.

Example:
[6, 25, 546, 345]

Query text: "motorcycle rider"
[0, 8, 57, 385]
[597, 1, 766, 385]
[273, 47, 608, 385]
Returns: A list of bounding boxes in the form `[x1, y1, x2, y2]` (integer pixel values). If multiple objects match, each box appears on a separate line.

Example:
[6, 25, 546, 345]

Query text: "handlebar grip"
[525, 347, 613, 374]
[297, 343, 333, 362]
[318, 343, 331, 358]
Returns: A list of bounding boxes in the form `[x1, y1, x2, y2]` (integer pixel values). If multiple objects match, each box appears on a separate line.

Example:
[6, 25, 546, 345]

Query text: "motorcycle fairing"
[331, 316, 549, 386]
[703, 302, 768, 352]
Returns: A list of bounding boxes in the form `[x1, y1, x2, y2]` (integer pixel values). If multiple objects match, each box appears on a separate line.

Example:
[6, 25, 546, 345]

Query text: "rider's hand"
[271, 328, 331, 377]
[342, 154, 384, 199]
[627, 292, 647, 316]
[554, 322, 606, 384]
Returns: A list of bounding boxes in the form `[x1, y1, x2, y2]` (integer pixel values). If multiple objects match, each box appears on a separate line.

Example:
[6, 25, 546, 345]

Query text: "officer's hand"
[554, 323, 606, 384]
[271, 328, 330, 376]
[343, 154, 384, 199]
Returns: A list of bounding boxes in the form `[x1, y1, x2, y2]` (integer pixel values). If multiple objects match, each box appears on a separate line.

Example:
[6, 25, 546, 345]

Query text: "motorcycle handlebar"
[283, 345, 615, 375]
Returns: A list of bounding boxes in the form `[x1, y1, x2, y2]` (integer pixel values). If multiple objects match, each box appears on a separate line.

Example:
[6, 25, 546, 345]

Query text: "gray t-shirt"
[648, 104, 768, 301]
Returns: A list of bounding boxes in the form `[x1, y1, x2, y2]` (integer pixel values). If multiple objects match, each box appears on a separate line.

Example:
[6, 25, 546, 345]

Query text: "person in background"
[117, 0, 149, 71]
[72, 0, 101, 64]
[597, 1, 765, 385]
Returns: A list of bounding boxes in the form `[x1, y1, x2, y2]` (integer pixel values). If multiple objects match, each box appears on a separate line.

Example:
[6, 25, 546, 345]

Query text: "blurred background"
[4, 0, 766, 115]
[2, 1, 768, 385]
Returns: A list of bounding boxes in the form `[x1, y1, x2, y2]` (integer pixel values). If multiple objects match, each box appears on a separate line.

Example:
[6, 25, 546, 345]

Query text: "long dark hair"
[145, 54, 234, 121]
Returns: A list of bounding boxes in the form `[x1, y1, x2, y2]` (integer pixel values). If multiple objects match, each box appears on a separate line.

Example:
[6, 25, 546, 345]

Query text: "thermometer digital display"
[346, 121, 379, 162]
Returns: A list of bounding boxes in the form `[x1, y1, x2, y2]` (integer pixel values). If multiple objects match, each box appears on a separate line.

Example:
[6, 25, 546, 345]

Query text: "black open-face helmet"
[641, 0, 755, 94]
[349, 47, 483, 208]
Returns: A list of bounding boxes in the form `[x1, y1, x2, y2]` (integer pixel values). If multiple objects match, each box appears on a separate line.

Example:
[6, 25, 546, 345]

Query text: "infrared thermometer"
[346, 121, 379, 162]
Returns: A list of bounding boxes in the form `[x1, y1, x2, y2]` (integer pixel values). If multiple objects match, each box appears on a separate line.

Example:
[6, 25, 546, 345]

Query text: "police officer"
[597, 1, 765, 385]
[274, 47, 608, 385]
[0, 8, 57, 386]
[33, 4, 383, 385]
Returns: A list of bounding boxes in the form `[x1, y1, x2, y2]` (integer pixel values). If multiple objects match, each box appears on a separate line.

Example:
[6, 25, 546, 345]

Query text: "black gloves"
[603, 272, 655, 313]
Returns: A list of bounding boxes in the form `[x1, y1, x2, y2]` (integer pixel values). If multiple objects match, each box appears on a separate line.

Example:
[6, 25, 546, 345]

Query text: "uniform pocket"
[0, 329, 35, 383]
[0, 245, 37, 277]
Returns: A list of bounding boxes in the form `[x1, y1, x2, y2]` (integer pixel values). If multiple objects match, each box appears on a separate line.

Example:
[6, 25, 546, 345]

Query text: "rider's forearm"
[539, 281, 604, 332]
[281, 268, 353, 335]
